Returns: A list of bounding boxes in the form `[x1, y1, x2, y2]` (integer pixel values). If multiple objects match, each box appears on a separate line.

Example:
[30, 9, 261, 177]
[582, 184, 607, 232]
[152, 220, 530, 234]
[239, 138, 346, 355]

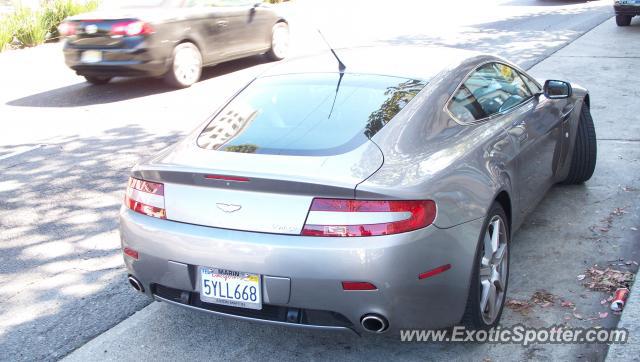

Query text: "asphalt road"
[0, 1, 633, 361]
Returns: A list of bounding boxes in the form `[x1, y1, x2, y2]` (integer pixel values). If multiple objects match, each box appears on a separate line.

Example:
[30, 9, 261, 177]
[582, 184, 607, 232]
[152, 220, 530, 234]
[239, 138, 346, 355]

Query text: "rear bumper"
[119, 207, 483, 335]
[614, 5, 640, 16]
[63, 43, 170, 77]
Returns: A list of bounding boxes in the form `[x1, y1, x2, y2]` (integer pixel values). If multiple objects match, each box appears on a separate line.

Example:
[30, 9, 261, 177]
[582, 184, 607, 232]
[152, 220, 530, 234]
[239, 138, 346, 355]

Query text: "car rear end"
[615, 0, 640, 15]
[614, 0, 640, 25]
[60, 13, 170, 78]
[119, 73, 480, 334]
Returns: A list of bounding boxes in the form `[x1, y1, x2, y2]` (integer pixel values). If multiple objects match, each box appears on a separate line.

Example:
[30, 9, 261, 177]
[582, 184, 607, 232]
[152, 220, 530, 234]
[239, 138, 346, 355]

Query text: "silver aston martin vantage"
[119, 46, 597, 335]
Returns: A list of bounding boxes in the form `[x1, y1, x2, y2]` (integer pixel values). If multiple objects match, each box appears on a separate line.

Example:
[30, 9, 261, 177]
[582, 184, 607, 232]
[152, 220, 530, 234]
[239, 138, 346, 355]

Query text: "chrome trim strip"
[154, 294, 359, 335]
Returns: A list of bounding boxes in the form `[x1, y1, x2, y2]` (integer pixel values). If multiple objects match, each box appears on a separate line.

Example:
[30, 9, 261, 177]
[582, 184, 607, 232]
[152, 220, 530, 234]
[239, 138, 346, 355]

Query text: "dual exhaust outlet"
[128, 274, 388, 333]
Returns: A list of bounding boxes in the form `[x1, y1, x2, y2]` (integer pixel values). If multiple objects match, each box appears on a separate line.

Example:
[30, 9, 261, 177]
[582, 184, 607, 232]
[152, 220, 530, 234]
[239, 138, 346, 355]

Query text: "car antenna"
[317, 29, 345, 118]
[317, 29, 346, 72]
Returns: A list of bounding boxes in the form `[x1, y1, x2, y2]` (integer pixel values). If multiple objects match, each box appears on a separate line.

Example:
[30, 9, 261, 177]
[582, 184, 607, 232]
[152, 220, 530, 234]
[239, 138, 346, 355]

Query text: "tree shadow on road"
[5, 55, 270, 108]
[0, 125, 182, 361]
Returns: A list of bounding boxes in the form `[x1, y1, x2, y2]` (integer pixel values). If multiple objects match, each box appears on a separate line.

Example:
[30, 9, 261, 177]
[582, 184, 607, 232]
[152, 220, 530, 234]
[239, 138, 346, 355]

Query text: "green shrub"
[0, 15, 14, 51]
[41, 0, 100, 40]
[0, 0, 100, 50]
[12, 7, 48, 47]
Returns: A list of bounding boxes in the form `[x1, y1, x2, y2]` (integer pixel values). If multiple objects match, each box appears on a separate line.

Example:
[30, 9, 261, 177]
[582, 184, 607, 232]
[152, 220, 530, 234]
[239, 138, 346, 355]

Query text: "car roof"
[260, 46, 483, 81]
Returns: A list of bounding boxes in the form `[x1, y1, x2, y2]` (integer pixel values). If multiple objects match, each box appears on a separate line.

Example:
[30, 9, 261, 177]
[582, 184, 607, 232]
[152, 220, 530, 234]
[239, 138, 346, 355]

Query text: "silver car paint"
[359, 54, 587, 230]
[120, 47, 589, 333]
[120, 207, 484, 333]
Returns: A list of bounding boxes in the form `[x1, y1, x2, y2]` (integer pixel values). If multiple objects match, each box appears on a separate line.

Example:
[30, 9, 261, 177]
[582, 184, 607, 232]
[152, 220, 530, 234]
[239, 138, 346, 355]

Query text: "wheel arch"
[494, 190, 512, 234]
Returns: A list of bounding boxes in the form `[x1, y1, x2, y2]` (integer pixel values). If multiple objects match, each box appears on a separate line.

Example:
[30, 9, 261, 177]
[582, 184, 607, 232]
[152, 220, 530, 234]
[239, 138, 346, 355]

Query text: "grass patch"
[12, 6, 49, 47]
[41, 0, 100, 40]
[0, 0, 100, 51]
[0, 15, 14, 51]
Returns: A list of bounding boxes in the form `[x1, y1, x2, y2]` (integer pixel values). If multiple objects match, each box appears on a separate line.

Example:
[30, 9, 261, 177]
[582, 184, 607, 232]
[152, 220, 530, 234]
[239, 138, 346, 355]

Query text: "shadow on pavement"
[0, 125, 182, 361]
[6, 55, 270, 108]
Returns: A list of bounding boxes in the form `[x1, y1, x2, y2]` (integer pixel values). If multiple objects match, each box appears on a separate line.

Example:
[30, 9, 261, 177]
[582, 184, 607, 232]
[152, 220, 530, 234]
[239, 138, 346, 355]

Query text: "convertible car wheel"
[84, 75, 112, 85]
[563, 103, 597, 184]
[461, 203, 509, 330]
[164, 42, 202, 88]
[265, 22, 289, 61]
[616, 15, 632, 27]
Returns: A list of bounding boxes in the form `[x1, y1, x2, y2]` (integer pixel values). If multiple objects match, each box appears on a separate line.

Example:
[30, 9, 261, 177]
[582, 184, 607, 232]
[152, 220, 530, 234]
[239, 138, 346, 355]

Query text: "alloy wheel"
[173, 45, 201, 86]
[479, 215, 509, 325]
[271, 24, 290, 60]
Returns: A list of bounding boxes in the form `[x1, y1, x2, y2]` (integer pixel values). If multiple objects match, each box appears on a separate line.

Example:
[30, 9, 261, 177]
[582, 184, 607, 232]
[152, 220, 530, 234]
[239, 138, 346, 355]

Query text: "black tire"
[616, 15, 632, 26]
[562, 103, 597, 184]
[164, 42, 202, 88]
[461, 202, 510, 330]
[265, 22, 289, 61]
[84, 76, 111, 85]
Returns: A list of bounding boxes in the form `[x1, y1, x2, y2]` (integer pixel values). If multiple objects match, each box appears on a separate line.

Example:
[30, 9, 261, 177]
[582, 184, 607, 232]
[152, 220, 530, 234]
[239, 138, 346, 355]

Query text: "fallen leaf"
[531, 290, 555, 306]
[505, 299, 533, 315]
[573, 312, 584, 320]
[582, 266, 634, 292]
[561, 301, 575, 308]
[600, 299, 608, 305]
[577, 274, 586, 281]
[599, 312, 608, 319]
[631, 227, 638, 231]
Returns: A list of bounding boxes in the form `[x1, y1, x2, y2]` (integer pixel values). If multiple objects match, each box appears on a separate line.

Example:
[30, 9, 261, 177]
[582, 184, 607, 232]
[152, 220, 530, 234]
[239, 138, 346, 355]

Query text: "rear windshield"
[197, 73, 427, 156]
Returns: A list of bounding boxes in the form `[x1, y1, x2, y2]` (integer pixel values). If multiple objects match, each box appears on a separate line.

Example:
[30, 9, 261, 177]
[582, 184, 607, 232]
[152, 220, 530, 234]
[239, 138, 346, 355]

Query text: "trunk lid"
[133, 139, 384, 235]
[64, 9, 171, 47]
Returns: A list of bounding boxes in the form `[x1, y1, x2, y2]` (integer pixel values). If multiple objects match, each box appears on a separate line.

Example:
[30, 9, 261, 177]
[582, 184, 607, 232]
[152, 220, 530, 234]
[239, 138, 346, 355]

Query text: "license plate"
[199, 267, 262, 310]
[81, 50, 102, 63]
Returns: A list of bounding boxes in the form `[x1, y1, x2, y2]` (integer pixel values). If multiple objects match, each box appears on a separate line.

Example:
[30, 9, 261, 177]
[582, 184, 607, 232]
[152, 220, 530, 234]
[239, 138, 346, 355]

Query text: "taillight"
[111, 21, 154, 36]
[125, 177, 166, 219]
[58, 22, 76, 36]
[301, 199, 436, 237]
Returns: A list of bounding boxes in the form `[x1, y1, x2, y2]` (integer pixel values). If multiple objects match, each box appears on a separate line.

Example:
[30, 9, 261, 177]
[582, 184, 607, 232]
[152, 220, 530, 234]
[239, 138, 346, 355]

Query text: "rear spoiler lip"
[130, 168, 358, 198]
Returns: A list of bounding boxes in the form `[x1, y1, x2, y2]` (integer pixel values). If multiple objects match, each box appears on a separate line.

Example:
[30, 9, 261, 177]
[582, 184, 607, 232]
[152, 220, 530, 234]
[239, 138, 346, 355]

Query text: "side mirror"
[543, 80, 572, 99]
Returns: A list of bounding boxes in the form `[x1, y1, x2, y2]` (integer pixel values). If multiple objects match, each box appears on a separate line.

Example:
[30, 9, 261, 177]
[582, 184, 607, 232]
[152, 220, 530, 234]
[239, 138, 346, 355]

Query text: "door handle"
[216, 20, 228, 28]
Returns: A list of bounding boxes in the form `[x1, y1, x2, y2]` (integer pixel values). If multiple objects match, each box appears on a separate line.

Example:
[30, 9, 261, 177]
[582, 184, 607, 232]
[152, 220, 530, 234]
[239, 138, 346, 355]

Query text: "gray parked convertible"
[120, 47, 597, 335]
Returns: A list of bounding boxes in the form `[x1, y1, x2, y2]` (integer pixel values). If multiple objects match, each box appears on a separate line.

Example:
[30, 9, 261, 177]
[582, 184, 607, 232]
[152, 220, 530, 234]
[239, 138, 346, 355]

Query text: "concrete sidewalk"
[60, 16, 640, 362]
[528, 17, 640, 361]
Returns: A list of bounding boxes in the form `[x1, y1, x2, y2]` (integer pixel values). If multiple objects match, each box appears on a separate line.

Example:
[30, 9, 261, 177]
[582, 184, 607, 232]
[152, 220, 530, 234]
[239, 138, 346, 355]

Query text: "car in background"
[119, 47, 597, 335]
[58, 0, 289, 88]
[614, 0, 640, 26]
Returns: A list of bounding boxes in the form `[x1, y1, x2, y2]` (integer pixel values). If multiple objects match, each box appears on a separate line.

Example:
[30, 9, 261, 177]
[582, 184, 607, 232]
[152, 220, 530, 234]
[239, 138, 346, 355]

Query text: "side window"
[447, 63, 533, 123]
[521, 73, 542, 94]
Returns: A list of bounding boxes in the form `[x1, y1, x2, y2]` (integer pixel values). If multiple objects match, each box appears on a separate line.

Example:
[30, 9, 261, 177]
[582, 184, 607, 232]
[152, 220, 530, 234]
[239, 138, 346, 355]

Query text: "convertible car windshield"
[197, 73, 427, 155]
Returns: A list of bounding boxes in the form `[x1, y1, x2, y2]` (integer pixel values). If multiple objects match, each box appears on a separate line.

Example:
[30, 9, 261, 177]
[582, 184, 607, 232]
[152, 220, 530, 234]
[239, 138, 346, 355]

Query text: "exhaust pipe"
[361, 314, 388, 333]
[128, 275, 144, 293]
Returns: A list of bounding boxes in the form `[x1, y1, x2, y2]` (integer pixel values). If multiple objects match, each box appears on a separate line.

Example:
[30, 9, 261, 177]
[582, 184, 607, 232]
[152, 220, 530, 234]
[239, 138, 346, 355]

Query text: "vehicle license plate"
[81, 50, 102, 63]
[199, 267, 262, 310]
